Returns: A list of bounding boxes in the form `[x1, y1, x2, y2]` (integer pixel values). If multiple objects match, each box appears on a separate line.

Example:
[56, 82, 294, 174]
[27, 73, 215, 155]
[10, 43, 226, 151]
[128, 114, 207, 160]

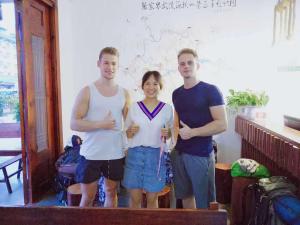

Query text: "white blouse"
[125, 101, 173, 149]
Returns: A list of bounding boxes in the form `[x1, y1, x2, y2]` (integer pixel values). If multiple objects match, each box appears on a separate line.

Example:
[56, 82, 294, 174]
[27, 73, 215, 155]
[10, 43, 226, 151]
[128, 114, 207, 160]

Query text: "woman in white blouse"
[122, 71, 173, 208]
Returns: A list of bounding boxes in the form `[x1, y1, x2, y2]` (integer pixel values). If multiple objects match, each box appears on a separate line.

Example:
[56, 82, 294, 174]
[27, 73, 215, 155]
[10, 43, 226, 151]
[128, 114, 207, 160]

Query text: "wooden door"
[15, 0, 62, 203]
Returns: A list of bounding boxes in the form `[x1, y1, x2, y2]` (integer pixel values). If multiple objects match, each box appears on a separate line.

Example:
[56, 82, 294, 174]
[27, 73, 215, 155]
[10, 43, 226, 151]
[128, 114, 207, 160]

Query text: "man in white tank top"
[70, 47, 130, 207]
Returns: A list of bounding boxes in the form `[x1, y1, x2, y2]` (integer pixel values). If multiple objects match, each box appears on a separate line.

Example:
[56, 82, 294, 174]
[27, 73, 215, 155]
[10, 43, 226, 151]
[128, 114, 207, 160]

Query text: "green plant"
[0, 92, 8, 116]
[226, 89, 269, 108]
[14, 102, 20, 122]
[0, 96, 4, 116]
[0, 91, 20, 121]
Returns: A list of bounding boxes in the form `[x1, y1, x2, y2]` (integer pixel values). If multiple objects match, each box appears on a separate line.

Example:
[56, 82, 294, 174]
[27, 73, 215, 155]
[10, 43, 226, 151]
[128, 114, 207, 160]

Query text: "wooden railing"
[0, 206, 227, 225]
[235, 115, 300, 193]
[0, 123, 21, 156]
[0, 123, 21, 138]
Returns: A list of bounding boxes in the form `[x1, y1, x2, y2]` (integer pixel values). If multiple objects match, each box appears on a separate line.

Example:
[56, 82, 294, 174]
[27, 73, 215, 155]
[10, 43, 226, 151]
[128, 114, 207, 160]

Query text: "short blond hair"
[99, 47, 119, 60]
[177, 48, 198, 59]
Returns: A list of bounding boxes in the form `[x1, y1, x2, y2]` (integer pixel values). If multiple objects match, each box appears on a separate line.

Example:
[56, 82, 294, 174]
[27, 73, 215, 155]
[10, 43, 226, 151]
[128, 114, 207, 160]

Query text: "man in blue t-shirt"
[171, 48, 227, 209]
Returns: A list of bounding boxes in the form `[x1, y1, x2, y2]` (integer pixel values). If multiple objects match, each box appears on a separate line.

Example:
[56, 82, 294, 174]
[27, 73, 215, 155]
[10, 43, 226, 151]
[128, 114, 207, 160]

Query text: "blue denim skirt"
[122, 146, 166, 193]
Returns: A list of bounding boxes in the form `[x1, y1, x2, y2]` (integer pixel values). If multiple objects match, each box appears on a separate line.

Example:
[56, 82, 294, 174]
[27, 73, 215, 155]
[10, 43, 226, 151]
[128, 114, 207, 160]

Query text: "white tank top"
[80, 83, 125, 160]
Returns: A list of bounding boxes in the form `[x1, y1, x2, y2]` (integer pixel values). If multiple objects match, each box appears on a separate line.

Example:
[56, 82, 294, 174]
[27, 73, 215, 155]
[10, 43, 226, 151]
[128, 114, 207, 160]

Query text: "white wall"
[58, 0, 300, 163]
[57, 0, 77, 143]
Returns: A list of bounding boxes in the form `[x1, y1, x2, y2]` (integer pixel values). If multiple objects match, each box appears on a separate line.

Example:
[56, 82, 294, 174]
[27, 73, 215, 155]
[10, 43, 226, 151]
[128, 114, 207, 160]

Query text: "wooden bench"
[0, 206, 228, 225]
[0, 154, 23, 193]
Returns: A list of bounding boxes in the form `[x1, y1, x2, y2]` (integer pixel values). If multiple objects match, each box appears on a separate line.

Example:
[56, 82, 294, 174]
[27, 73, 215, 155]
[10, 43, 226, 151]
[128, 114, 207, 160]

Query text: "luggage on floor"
[245, 176, 299, 225]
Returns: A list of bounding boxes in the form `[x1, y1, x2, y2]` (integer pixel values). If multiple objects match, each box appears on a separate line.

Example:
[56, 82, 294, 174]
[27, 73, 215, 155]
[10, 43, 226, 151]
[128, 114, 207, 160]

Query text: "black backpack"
[244, 176, 297, 225]
[53, 135, 82, 203]
[55, 135, 82, 168]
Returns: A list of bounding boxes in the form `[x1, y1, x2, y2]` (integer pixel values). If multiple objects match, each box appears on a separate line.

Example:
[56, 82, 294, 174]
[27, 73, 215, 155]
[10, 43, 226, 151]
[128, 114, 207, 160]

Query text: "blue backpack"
[245, 176, 300, 225]
[273, 195, 300, 225]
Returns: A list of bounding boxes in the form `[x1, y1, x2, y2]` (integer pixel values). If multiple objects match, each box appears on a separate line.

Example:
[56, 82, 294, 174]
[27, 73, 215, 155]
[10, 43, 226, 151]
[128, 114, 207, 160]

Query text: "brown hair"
[142, 71, 163, 89]
[177, 48, 198, 59]
[99, 47, 119, 60]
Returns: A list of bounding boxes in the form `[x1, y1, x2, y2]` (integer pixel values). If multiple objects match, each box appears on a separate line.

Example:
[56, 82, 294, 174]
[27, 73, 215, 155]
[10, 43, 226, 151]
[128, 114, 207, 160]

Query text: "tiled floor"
[0, 156, 24, 206]
[0, 156, 61, 206]
[0, 155, 73, 206]
[0, 177, 24, 206]
[0, 173, 86, 206]
[0, 160, 129, 207]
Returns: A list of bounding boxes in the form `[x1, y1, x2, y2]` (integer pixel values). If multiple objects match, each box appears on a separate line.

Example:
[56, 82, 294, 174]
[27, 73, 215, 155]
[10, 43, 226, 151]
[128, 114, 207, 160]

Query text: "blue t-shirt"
[172, 81, 224, 157]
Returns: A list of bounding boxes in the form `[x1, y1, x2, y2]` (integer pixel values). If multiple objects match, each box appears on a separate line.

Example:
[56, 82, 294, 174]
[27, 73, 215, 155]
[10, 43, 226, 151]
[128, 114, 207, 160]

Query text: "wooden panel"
[31, 35, 48, 151]
[15, 0, 62, 203]
[235, 115, 300, 196]
[29, 4, 44, 34]
[235, 116, 300, 147]
[231, 177, 257, 225]
[0, 150, 21, 156]
[0, 206, 227, 225]
[0, 123, 21, 138]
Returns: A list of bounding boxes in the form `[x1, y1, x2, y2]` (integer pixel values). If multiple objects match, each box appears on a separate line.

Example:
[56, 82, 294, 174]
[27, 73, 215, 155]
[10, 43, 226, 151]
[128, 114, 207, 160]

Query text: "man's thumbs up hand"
[180, 120, 188, 128]
[179, 120, 194, 140]
[102, 110, 116, 130]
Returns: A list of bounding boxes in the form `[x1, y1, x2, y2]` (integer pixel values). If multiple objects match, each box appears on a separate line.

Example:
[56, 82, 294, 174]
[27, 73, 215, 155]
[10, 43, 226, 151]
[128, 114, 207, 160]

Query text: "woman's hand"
[126, 123, 140, 138]
[161, 127, 170, 139]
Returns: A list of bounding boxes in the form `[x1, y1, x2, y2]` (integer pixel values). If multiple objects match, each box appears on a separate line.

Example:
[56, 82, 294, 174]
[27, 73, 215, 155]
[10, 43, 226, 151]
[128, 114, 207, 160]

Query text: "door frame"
[15, 0, 62, 204]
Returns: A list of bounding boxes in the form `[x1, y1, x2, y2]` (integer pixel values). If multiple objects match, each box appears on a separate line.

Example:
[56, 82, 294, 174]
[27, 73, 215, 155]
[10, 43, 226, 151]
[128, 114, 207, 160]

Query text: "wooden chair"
[0, 154, 23, 193]
[0, 123, 22, 193]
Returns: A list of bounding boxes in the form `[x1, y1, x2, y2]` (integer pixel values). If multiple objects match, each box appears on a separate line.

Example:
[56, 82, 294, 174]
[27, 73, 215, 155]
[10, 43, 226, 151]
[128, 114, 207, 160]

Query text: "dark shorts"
[76, 156, 125, 184]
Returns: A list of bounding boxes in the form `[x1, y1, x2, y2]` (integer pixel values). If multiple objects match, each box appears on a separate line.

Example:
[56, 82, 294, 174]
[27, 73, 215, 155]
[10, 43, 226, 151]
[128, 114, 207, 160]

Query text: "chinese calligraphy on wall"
[141, 0, 237, 10]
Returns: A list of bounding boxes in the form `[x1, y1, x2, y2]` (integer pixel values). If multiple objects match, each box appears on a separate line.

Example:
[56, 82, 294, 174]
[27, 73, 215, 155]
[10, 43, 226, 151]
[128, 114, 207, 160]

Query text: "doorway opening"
[0, 0, 24, 205]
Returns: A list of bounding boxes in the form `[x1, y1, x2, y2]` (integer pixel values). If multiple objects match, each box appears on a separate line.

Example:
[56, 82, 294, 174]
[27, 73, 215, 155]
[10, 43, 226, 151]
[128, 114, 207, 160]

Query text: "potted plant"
[226, 89, 269, 119]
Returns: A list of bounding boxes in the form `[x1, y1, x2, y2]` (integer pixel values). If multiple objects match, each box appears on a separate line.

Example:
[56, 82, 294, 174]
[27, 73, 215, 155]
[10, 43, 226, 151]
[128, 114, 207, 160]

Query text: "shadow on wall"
[214, 107, 241, 164]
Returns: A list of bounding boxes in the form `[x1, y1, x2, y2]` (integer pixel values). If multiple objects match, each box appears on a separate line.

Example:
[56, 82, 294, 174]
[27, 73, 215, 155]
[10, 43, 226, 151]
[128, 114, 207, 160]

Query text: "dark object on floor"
[284, 115, 300, 131]
[245, 176, 299, 225]
[54, 135, 82, 203]
[215, 163, 232, 204]
[0, 154, 22, 193]
[213, 139, 218, 162]
[176, 199, 183, 208]
[53, 171, 75, 203]
[142, 186, 171, 208]
[67, 183, 82, 206]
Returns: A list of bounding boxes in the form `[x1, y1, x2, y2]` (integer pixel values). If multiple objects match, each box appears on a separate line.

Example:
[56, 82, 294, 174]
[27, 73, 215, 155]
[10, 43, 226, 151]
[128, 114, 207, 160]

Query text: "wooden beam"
[0, 206, 227, 225]
[0, 150, 21, 156]
[0, 123, 21, 138]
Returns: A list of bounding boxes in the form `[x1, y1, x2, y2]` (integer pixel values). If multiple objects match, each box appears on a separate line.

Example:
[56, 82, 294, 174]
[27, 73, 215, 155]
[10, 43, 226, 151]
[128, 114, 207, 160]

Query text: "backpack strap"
[243, 183, 270, 225]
